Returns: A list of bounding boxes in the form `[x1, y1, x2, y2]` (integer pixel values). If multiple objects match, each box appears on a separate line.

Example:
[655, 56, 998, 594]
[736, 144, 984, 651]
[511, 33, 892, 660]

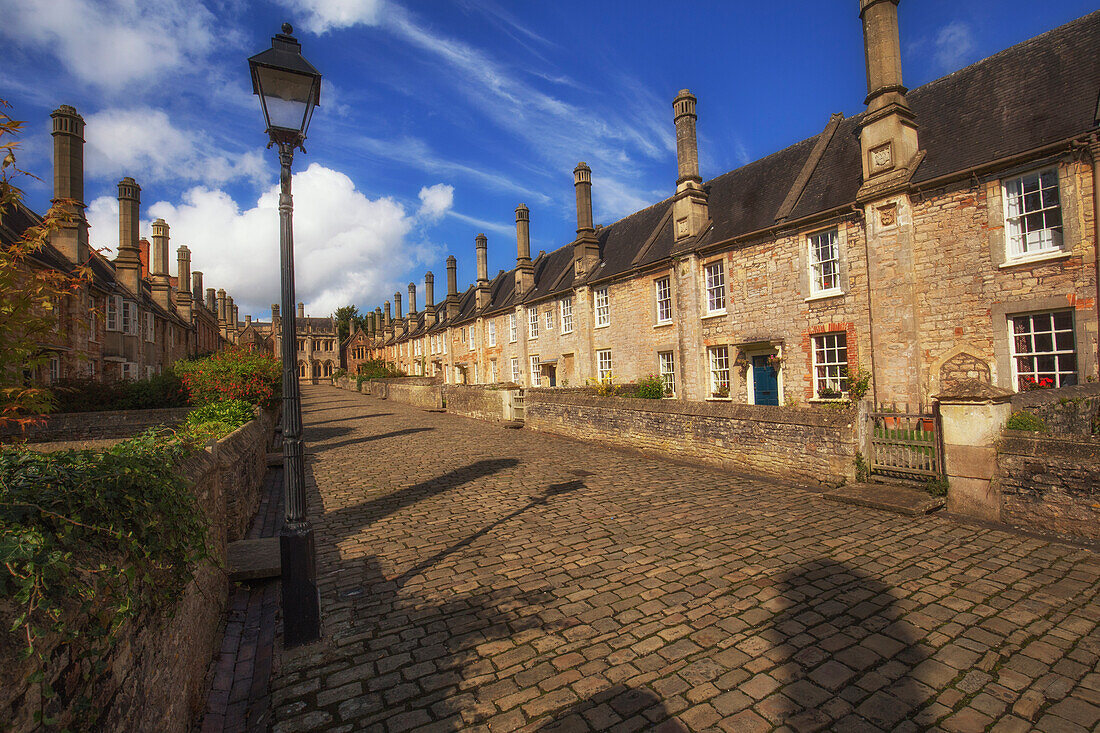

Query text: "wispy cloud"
[934, 21, 977, 72]
[447, 211, 516, 238]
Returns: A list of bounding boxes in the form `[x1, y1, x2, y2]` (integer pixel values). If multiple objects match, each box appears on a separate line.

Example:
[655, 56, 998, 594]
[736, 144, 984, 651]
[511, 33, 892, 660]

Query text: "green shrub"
[634, 374, 666, 399]
[1006, 410, 1048, 432]
[174, 349, 281, 408]
[181, 399, 255, 442]
[924, 476, 949, 497]
[356, 359, 406, 379]
[332, 368, 347, 380]
[51, 372, 189, 412]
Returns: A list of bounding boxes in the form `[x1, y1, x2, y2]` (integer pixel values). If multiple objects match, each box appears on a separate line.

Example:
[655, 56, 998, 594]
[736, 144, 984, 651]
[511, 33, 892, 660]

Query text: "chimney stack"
[424, 271, 435, 308]
[297, 302, 305, 319]
[408, 282, 417, 317]
[150, 219, 171, 310]
[49, 105, 89, 265]
[475, 234, 490, 309]
[192, 271, 203, 305]
[115, 177, 142, 294]
[375, 306, 384, 336]
[857, 0, 918, 191]
[176, 245, 192, 322]
[671, 90, 710, 242]
[572, 163, 600, 277]
[245, 315, 252, 327]
[446, 255, 460, 319]
[383, 301, 392, 330]
[206, 287, 217, 312]
[515, 204, 533, 293]
[217, 289, 227, 325]
[227, 296, 236, 333]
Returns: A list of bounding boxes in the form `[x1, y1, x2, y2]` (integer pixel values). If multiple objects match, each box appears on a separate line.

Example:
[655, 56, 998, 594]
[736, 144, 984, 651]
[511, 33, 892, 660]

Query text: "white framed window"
[121, 362, 136, 380]
[596, 349, 612, 381]
[473, 363, 479, 383]
[490, 360, 497, 383]
[88, 306, 98, 342]
[527, 307, 539, 339]
[511, 356, 521, 383]
[121, 301, 133, 334]
[48, 355, 60, 384]
[1010, 310, 1077, 390]
[708, 346, 730, 397]
[509, 313, 518, 343]
[658, 351, 675, 396]
[144, 313, 155, 343]
[487, 320, 496, 346]
[106, 295, 120, 332]
[468, 325, 476, 351]
[704, 261, 726, 314]
[594, 288, 610, 327]
[145, 365, 154, 379]
[808, 228, 841, 295]
[529, 354, 541, 386]
[443, 333, 448, 354]
[1004, 168, 1062, 259]
[813, 333, 849, 398]
[544, 308, 553, 331]
[655, 277, 672, 323]
[560, 297, 574, 334]
[88, 360, 96, 378]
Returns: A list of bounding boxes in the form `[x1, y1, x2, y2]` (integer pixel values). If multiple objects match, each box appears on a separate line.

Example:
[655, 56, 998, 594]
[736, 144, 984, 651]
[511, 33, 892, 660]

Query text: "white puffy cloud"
[934, 21, 977, 73]
[280, 0, 385, 35]
[416, 183, 454, 222]
[87, 163, 450, 319]
[84, 107, 267, 186]
[0, 0, 221, 92]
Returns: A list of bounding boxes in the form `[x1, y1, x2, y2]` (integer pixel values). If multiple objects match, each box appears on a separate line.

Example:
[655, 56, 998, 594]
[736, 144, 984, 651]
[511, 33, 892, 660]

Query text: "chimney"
[192, 271, 203, 305]
[206, 287, 216, 312]
[408, 282, 417, 317]
[49, 105, 89, 265]
[475, 234, 490, 309]
[514, 204, 533, 294]
[150, 219, 171, 310]
[572, 163, 600, 277]
[271, 303, 280, 331]
[176, 245, 192, 322]
[245, 314, 252, 327]
[424, 271, 436, 325]
[375, 306, 383, 337]
[857, 0, 919, 193]
[227, 296, 236, 333]
[217, 289, 227, 325]
[383, 301, 392, 332]
[297, 302, 305, 319]
[394, 292, 404, 336]
[671, 90, 710, 242]
[446, 255, 460, 319]
[139, 238, 150, 277]
[115, 177, 142, 294]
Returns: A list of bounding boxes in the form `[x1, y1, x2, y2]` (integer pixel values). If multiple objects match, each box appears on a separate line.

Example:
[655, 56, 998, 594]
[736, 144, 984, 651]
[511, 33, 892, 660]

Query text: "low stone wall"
[524, 390, 857, 485]
[0, 407, 191, 443]
[370, 377, 444, 409]
[1, 415, 275, 732]
[994, 431, 1100, 541]
[443, 384, 520, 422]
[1010, 383, 1100, 436]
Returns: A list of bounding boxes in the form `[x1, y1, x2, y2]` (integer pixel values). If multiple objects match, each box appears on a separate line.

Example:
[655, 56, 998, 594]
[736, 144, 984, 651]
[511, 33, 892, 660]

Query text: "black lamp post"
[249, 23, 322, 648]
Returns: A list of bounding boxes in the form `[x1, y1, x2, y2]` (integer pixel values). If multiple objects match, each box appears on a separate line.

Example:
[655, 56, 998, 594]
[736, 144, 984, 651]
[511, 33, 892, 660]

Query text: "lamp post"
[249, 23, 322, 648]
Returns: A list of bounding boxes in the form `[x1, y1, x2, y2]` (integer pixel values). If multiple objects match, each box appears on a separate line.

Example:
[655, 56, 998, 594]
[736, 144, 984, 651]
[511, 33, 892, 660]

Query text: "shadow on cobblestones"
[760, 558, 930, 730]
[536, 685, 686, 732]
[321, 426, 435, 451]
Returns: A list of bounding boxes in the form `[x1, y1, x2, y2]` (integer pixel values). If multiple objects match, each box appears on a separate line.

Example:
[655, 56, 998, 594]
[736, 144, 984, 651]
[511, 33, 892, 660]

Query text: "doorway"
[751, 355, 779, 405]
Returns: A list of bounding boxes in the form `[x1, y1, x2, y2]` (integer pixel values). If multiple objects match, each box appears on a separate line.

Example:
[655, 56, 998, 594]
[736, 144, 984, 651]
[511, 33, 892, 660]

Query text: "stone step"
[227, 537, 281, 582]
[823, 482, 944, 516]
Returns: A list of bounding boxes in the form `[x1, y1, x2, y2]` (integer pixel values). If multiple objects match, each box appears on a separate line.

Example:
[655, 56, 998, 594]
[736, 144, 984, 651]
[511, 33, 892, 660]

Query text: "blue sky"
[1, 0, 1095, 320]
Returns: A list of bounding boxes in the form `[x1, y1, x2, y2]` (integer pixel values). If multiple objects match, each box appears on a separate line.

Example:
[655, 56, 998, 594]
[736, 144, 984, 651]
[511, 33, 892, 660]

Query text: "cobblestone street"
[270, 386, 1100, 732]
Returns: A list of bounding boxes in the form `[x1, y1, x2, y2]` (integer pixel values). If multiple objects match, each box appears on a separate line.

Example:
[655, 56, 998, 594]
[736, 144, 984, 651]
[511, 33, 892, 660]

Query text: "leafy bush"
[332, 368, 347, 380]
[924, 476, 950, 497]
[51, 372, 189, 413]
[356, 359, 406, 379]
[174, 348, 281, 408]
[633, 374, 666, 399]
[180, 399, 255, 443]
[1006, 410, 1048, 432]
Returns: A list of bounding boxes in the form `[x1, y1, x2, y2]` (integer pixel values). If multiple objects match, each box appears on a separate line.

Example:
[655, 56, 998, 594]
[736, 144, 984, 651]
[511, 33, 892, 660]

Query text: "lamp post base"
[280, 521, 321, 648]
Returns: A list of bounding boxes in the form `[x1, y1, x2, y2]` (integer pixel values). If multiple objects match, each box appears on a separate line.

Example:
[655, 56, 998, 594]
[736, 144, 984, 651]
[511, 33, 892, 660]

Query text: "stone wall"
[443, 384, 519, 422]
[370, 377, 444, 409]
[0, 407, 191, 443]
[994, 432, 1100, 541]
[1, 415, 274, 732]
[1010, 382, 1100, 436]
[524, 389, 857, 485]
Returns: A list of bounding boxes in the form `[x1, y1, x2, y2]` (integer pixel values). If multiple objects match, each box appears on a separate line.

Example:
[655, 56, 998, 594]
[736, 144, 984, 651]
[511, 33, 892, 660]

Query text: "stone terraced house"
[353, 3, 1100, 408]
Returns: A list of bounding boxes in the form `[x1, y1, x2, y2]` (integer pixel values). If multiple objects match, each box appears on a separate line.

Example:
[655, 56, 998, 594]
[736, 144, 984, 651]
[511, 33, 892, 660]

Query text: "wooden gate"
[868, 402, 944, 479]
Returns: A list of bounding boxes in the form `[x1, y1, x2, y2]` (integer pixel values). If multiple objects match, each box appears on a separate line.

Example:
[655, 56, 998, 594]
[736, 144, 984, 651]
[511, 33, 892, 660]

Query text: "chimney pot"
[297, 302, 305, 319]
[424, 271, 435, 307]
[408, 282, 417, 315]
[673, 89, 701, 186]
[192, 271, 203, 303]
[49, 105, 88, 265]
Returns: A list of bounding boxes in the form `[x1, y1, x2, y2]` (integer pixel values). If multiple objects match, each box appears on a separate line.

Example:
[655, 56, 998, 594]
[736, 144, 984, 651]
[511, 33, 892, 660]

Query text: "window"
[511, 357, 521, 383]
[490, 360, 497, 383]
[1004, 169, 1062, 258]
[121, 301, 133, 334]
[509, 313, 518, 342]
[144, 313, 155, 343]
[89, 306, 98, 342]
[106, 295, 120, 331]
[528, 307, 539, 339]
[469, 325, 475, 351]
[146, 365, 154, 379]
[88, 360, 96, 378]
[48, 355, 60, 384]
[544, 308, 553, 331]
[808, 228, 841, 295]
[594, 288, 610, 327]
[596, 349, 612, 381]
[121, 362, 136, 380]
[473, 364, 479, 384]
[655, 277, 672, 323]
[529, 355, 541, 386]
[813, 333, 849, 398]
[488, 320, 496, 346]
[659, 351, 675, 396]
[560, 297, 574, 334]
[708, 346, 730, 397]
[1010, 311, 1077, 390]
[443, 334, 448, 354]
[705, 262, 726, 314]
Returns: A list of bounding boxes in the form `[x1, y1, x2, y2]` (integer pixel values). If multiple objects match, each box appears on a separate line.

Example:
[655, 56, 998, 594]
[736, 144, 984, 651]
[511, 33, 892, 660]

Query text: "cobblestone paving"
[271, 386, 1100, 732]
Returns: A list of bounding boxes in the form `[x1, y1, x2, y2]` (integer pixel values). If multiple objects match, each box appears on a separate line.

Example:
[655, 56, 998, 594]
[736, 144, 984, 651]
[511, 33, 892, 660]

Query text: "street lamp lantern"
[248, 23, 321, 148]
[250, 23, 321, 648]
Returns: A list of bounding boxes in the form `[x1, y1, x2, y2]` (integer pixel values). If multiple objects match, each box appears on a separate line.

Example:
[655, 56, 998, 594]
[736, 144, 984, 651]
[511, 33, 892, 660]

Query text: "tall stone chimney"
[150, 218, 171, 310]
[375, 306, 383, 337]
[514, 204, 533, 294]
[227, 297, 236, 331]
[572, 163, 600, 277]
[408, 282, 417, 318]
[49, 105, 89, 265]
[245, 314, 252, 327]
[115, 177, 142, 295]
[394, 292, 403, 320]
[383, 302, 392, 335]
[857, 0, 919, 196]
[671, 90, 709, 241]
[446, 255, 460, 319]
[192, 271, 203, 306]
[297, 302, 305, 319]
[176, 245, 192, 322]
[424, 271, 436, 325]
[206, 287, 217, 312]
[475, 234, 490, 309]
[217, 289, 227, 325]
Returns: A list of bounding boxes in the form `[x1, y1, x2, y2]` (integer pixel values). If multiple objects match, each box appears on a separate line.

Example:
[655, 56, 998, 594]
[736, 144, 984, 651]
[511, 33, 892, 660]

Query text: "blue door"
[752, 355, 779, 405]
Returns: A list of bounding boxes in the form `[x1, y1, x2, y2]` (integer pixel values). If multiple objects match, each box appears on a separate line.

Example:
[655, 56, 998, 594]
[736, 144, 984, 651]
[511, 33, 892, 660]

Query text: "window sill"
[998, 250, 1071, 268]
[561, 330, 574, 335]
[702, 311, 727, 321]
[594, 323, 610, 330]
[805, 289, 844, 303]
[653, 321, 674, 329]
[706, 396, 733, 402]
[808, 397, 849, 404]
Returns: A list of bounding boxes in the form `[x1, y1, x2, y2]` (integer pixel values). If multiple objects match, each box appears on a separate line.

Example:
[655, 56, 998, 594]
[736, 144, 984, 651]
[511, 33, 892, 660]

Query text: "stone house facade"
[354, 4, 1099, 407]
[269, 303, 339, 380]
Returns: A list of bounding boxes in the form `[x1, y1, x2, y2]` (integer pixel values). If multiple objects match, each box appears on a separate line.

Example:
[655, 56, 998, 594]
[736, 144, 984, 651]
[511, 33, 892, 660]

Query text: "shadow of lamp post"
[248, 22, 322, 648]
